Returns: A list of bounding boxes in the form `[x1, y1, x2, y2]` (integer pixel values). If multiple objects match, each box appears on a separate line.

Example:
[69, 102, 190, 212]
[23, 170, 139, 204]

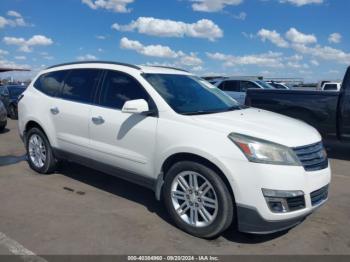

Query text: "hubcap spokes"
[171, 171, 218, 227]
[28, 134, 46, 168]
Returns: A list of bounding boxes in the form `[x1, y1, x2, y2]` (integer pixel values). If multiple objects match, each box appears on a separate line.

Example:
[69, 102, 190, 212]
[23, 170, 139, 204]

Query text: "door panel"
[89, 107, 158, 177]
[89, 70, 158, 178]
[51, 99, 92, 156]
[49, 69, 102, 156]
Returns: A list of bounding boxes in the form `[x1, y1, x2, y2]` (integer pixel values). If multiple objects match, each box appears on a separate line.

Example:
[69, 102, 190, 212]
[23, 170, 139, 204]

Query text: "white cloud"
[286, 61, 309, 69]
[310, 59, 319, 66]
[14, 55, 26, 60]
[96, 35, 107, 40]
[112, 17, 223, 41]
[286, 28, 317, 44]
[279, 0, 323, 6]
[122, 37, 185, 59]
[206, 51, 285, 68]
[286, 54, 303, 61]
[190, 0, 243, 12]
[328, 33, 342, 44]
[242, 32, 255, 39]
[81, 0, 134, 13]
[0, 11, 30, 28]
[233, 12, 247, 21]
[0, 58, 30, 69]
[292, 43, 350, 64]
[7, 10, 22, 18]
[257, 28, 289, 48]
[179, 53, 203, 66]
[3, 35, 53, 52]
[76, 54, 98, 61]
[256, 27, 350, 65]
[0, 17, 8, 28]
[120, 37, 181, 58]
[0, 49, 9, 56]
[120, 37, 203, 66]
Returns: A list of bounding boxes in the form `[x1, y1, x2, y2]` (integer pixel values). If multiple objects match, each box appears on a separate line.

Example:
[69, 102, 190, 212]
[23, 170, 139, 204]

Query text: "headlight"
[228, 133, 301, 166]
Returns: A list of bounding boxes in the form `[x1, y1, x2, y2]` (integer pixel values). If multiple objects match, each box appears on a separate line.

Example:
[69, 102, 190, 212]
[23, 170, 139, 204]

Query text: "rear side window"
[61, 69, 101, 103]
[34, 70, 68, 96]
[222, 81, 241, 92]
[323, 84, 338, 91]
[99, 70, 151, 110]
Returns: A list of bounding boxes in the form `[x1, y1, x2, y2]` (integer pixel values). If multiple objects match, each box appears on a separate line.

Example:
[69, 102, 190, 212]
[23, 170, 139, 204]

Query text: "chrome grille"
[293, 142, 328, 171]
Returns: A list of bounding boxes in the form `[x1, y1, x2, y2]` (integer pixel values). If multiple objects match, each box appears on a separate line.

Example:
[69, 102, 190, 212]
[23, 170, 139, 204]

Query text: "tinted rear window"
[34, 70, 68, 96]
[61, 69, 102, 103]
[221, 80, 240, 92]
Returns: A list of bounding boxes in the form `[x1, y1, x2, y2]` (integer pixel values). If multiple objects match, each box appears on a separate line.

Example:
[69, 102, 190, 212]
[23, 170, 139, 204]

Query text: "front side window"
[255, 80, 274, 89]
[99, 70, 151, 110]
[143, 74, 241, 115]
[61, 69, 101, 103]
[34, 70, 68, 96]
[240, 81, 259, 91]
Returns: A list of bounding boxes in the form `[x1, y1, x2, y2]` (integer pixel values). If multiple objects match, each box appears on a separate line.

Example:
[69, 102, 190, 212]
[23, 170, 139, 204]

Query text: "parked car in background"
[246, 66, 350, 142]
[0, 100, 7, 131]
[267, 81, 290, 90]
[321, 82, 341, 92]
[317, 80, 331, 90]
[0, 85, 27, 119]
[212, 78, 275, 104]
[18, 61, 330, 238]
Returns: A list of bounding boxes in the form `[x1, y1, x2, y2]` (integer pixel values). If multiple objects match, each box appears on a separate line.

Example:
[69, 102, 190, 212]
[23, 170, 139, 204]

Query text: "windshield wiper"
[181, 111, 219, 115]
[182, 106, 241, 115]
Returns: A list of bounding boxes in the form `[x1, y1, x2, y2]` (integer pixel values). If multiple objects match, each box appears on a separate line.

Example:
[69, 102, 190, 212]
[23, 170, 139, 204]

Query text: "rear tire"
[163, 161, 234, 238]
[9, 104, 18, 120]
[0, 121, 6, 132]
[26, 127, 57, 174]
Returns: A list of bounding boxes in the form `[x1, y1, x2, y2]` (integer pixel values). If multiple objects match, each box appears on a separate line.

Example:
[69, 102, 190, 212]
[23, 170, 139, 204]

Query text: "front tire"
[26, 127, 57, 174]
[163, 161, 234, 238]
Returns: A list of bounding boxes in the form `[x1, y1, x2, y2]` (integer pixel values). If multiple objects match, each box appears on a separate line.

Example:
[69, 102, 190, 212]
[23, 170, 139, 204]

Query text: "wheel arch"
[155, 152, 236, 204]
[24, 120, 52, 145]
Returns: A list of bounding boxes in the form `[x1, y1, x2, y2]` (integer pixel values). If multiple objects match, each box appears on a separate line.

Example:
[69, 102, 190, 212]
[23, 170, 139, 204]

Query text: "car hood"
[190, 107, 321, 148]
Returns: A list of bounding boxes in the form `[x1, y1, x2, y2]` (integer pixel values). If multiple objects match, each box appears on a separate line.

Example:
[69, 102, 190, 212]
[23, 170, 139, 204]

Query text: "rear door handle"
[92, 116, 105, 125]
[50, 107, 59, 115]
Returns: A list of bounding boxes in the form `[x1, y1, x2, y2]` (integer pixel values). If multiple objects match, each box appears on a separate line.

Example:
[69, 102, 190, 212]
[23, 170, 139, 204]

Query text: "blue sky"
[0, 0, 349, 81]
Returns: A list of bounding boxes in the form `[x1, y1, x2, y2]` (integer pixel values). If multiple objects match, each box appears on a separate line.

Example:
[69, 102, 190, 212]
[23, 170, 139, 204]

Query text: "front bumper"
[236, 204, 309, 234]
[219, 156, 331, 234]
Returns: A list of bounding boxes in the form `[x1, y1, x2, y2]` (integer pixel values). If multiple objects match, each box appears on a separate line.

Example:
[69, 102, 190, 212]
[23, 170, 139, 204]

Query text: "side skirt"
[52, 148, 157, 191]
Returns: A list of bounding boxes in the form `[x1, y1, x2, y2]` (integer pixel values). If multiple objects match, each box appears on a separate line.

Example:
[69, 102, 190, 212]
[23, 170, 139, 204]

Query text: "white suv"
[18, 61, 331, 238]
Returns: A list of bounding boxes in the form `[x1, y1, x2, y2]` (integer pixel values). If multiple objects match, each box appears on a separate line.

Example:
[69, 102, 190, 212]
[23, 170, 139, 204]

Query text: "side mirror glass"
[122, 99, 149, 114]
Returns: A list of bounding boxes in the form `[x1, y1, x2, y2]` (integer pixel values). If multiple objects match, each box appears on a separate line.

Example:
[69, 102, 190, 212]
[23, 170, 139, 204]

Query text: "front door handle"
[50, 107, 59, 115]
[92, 116, 105, 125]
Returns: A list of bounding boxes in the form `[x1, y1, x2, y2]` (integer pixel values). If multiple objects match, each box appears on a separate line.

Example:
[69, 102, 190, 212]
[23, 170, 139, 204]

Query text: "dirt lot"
[0, 119, 350, 255]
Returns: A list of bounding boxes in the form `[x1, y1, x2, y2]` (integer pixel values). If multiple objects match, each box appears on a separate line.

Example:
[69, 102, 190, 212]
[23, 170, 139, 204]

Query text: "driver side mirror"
[122, 99, 149, 114]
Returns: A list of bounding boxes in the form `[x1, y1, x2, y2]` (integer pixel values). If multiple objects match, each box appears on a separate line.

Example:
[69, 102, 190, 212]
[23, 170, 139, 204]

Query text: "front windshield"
[256, 80, 275, 89]
[143, 74, 241, 115]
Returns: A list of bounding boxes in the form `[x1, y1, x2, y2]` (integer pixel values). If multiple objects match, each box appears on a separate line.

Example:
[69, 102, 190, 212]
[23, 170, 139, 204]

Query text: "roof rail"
[147, 65, 189, 73]
[46, 61, 141, 70]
